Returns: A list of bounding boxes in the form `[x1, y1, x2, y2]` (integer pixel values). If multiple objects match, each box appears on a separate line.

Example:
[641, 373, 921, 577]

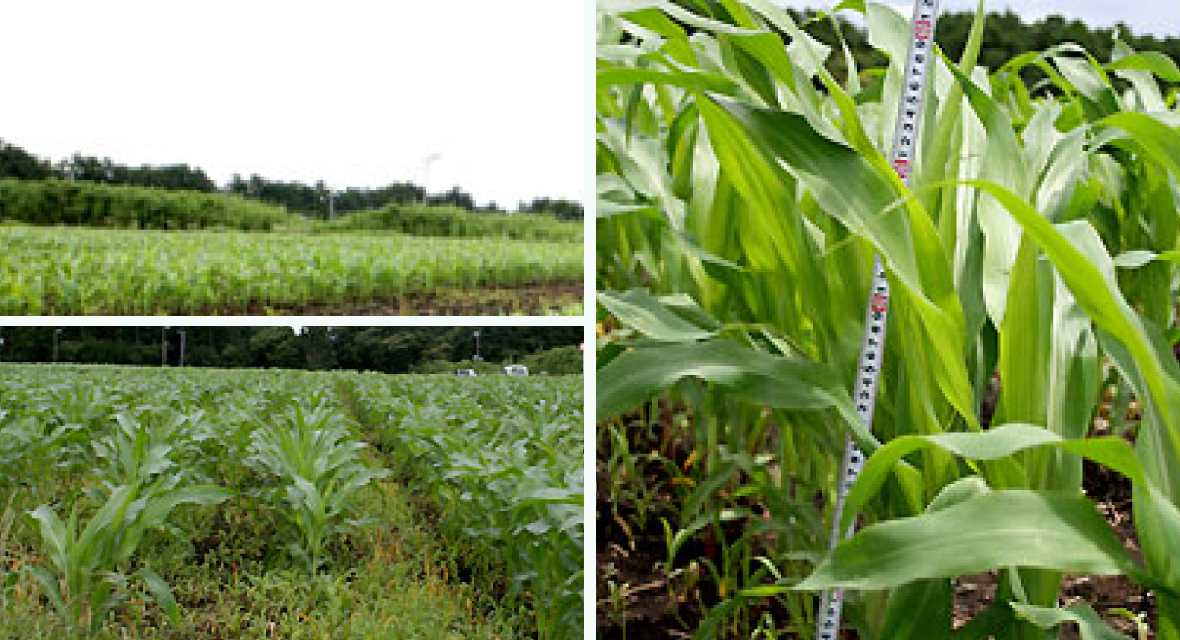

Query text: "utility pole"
[161, 326, 168, 366]
[473, 329, 482, 362]
[53, 328, 62, 362]
[178, 330, 187, 367]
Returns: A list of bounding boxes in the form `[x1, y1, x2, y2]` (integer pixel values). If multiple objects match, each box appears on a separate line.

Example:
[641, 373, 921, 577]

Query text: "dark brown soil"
[190, 280, 583, 316]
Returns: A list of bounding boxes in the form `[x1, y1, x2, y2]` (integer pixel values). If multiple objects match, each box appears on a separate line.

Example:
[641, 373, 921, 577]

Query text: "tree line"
[0, 141, 583, 221]
[0, 326, 582, 374]
[790, 8, 1180, 85]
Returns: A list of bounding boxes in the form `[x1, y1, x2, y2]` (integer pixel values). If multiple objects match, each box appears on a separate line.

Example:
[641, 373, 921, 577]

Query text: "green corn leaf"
[840, 424, 1171, 532]
[119, 485, 232, 564]
[798, 489, 1141, 591]
[73, 484, 139, 571]
[1106, 52, 1180, 83]
[595, 338, 872, 444]
[28, 505, 71, 572]
[134, 567, 181, 627]
[878, 477, 990, 639]
[1011, 603, 1133, 640]
[28, 565, 67, 618]
[598, 289, 718, 342]
[837, 421, 1180, 599]
[1099, 111, 1180, 178]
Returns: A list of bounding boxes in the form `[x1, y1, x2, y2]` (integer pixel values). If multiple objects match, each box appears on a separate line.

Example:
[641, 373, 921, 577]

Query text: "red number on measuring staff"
[915, 20, 933, 40]
[893, 158, 910, 179]
[871, 292, 889, 314]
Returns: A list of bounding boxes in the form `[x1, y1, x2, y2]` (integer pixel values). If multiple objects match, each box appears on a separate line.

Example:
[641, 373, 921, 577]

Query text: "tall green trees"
[0, 326, 582, 373]
[0, 140, 584, 219]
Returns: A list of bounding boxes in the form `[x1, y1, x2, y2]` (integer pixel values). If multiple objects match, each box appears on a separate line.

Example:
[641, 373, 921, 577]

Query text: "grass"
[0, 224, 582, 314]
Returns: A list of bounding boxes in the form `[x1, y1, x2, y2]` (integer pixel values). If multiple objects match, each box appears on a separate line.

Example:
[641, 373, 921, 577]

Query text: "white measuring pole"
[814, 1, 941, 638]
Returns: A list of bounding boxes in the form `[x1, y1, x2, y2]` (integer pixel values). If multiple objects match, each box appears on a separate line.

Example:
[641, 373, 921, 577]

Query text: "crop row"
[0, 225, 583, 314]
[345, 374, 585, 640]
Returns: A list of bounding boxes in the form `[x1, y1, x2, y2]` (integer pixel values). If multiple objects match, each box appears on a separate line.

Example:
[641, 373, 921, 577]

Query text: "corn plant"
[0, 225, 583, 314]
[0, 386, 114, 488]
[244, 397, 389, 572]
[90, 412, 214, 494]
[597, 0, 1180, 637]
[26, 481, 231, 637]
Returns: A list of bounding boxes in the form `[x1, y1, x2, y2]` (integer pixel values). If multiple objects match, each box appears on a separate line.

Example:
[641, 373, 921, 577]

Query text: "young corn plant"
[90, 412, 210, 496]
[597, 0, 1180, 637]
[0, 382, 119, 488]
[26, 481, 231, 637]
[244, 397, 389, 573]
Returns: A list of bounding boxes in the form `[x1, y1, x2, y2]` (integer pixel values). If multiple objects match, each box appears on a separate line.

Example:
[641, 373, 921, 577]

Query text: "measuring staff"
[815, 1, 942, 637]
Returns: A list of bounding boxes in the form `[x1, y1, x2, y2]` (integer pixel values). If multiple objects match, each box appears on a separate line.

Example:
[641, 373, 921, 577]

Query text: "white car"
[456, 368, 477, 376]
[503, 365, 528, 376]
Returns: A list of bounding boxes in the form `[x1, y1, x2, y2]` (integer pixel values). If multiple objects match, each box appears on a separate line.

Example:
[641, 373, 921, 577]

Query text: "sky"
[0, 1, 585, 208]
[774, 0, 1179, 37]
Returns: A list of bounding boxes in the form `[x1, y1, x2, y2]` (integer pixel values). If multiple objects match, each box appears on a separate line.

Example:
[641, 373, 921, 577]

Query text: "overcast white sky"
[776, 0, 1179, 37]
[0, 1, 585, 208]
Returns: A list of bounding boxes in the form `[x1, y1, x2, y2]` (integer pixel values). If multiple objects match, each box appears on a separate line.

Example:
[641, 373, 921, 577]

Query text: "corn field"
[597, 0, 1180, 638]
[0, 226, 583, 315]
[0, 364, 583, 639]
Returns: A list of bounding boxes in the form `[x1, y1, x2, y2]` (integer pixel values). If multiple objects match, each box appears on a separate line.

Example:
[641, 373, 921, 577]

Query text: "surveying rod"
[814, 1, 941, 637]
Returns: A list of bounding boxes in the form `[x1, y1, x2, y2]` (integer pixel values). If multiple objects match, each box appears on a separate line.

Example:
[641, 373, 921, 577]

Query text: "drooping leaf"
[799, 490, 1141, 591]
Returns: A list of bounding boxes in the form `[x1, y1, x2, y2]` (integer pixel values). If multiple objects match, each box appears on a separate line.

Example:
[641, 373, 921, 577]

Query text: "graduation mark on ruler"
[814, 1, 941, 638]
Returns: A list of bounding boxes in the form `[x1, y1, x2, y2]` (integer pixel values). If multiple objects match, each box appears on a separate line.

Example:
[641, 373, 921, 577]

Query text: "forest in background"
[0, 140, 583, 221]
[0, 326, 582, 374]
[791, 8, 1179, 70]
